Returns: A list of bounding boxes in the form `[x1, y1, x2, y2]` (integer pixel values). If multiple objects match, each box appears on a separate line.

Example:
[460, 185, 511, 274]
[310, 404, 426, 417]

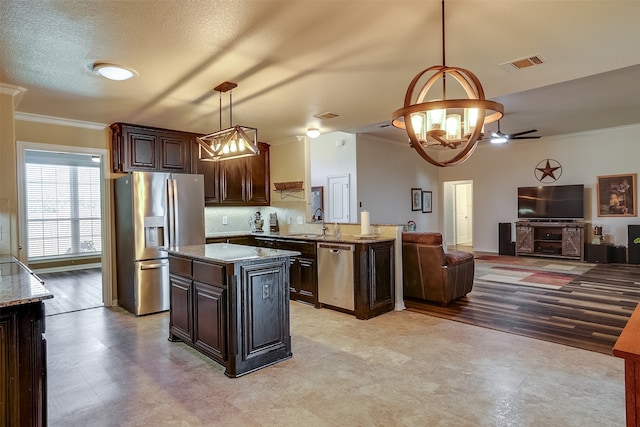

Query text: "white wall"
[355, 134, 440, 231]
[438, 124, 640, 252]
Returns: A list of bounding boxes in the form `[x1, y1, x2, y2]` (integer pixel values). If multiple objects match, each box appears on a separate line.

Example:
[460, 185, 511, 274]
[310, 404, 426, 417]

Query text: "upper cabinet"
[110, 123, 196, 173]
[194, 141, 270, 207]
[111, 123, 270, 207]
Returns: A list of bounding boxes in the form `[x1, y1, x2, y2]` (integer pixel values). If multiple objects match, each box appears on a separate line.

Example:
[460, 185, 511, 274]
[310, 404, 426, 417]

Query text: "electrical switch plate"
[287, 216, 291, 225]
[222, 216, 228, 225]
[297, 216, 303, 224]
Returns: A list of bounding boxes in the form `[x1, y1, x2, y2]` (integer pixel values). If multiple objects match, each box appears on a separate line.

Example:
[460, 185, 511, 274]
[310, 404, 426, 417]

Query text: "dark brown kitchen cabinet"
[193, 281, 226, 361]
[194, 142, 270, 206]
[169, 273, 193, 344]
[110, 123, 195, 173]
[275, 239, 318, 306]
[0, 302, 47, 427]
[354, 240, 395, 320]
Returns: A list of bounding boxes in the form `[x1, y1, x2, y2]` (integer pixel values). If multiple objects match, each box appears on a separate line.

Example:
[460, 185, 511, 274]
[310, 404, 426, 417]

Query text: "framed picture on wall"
[411, 188, 422, 211]
[422, 191, 432, 213]
[597, 173, 637, 217]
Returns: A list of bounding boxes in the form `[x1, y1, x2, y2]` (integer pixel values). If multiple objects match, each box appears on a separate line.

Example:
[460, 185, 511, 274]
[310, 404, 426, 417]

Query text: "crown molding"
[14, 112, 107, 131]
[0, 83, 28, 107]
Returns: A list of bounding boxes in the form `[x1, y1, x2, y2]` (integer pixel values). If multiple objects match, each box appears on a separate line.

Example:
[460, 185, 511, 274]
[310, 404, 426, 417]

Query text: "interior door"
[454, 183, 472, 245]
[327, 174, 350, 222]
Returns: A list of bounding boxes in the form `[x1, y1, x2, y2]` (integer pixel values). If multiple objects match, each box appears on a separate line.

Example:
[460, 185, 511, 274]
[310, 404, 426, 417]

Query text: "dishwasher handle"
[317, 242, 355, 251]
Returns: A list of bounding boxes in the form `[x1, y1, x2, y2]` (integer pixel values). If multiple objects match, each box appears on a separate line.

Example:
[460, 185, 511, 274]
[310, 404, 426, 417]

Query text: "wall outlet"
[287, 216, 291, 225]
[373, 227, 380, 234]
[262, 284, 270, 299]
[297, 216, 303, 224]
[222, 216, 228, 225]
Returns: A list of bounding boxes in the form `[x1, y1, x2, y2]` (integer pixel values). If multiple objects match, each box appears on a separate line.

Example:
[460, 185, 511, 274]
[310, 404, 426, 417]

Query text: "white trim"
[14, 112, 107, 131]
[31, 263, 102, 274]
[0, 83, 28, 107]
[16, 141, 113, 307]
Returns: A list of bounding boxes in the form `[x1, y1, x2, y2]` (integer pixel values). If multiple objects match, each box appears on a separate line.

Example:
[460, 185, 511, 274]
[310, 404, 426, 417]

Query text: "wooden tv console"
[515, 221, 586, 261]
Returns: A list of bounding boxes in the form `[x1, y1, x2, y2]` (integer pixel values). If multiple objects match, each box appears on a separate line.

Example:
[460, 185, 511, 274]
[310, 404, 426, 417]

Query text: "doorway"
[444, 180, 473, 250]
[16, 141, 112, 314]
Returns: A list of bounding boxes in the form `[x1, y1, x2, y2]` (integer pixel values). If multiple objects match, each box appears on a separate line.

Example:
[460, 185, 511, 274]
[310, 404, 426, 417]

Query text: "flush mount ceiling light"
[197, 81, 259, 162]
[391, 0, 504, 167]
[92, 62, 137, 81]
[306, 128, 320, 139]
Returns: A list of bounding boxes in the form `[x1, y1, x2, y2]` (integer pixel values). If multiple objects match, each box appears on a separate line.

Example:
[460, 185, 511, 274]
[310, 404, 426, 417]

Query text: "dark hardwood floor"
[406, 258, 640, 354]
[37, 268, 103, 315]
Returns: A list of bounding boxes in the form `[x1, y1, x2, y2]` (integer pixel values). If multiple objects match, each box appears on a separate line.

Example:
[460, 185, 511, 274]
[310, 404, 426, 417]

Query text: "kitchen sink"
[286, 233, 323, 238]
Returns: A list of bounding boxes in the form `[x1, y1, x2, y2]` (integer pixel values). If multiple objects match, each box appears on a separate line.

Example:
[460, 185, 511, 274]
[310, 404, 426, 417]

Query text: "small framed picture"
[597, 173, 637, 217]
[422, 191, 432, 213]
[411, 188, 422, 211]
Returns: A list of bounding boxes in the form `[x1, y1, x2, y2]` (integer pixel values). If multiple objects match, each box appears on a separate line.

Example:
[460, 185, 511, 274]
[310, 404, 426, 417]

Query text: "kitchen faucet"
[313, 208, 328, 236]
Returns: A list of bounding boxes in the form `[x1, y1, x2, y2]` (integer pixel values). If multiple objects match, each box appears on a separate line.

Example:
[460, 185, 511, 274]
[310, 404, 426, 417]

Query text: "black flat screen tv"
[517, 184, 585, 220]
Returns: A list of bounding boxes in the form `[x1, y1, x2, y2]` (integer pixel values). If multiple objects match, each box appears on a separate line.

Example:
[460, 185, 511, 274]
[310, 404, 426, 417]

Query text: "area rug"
[474, 255, 592, 290]
[406, 256, 640, 355]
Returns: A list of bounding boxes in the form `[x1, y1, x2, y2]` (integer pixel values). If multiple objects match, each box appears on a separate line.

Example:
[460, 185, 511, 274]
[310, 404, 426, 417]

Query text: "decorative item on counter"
[406, 220, 416, 232]
[592, 225, 604, 244]
[269, 213, 279, 232]
[360, 211, 370, 236]
[250, 211, 264, 233]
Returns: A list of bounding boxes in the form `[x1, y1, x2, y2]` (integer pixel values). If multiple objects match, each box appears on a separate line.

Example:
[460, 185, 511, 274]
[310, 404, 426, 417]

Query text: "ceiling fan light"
[306, 128, 320, 138]
[490, 136, 508, 144]
[92, 63, 137, 81]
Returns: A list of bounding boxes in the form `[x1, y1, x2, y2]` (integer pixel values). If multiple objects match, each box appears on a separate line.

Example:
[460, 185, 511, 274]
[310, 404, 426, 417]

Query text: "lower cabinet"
[168, 253, 291, 377]
[0, 302, 47, 427]
[515, 221, 585, 260]
[193, 281, 226, 361]
[354, 240, 395, 320]
[274, 239, 318, 306]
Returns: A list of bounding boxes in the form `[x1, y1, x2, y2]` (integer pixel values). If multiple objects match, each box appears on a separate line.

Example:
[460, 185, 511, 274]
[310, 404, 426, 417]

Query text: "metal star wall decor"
[535, 159, 562, 183]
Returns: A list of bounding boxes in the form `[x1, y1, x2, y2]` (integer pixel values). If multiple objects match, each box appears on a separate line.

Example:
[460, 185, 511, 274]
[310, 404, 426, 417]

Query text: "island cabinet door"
[193, 282, 226, 362]
[169, 274, 193, 344]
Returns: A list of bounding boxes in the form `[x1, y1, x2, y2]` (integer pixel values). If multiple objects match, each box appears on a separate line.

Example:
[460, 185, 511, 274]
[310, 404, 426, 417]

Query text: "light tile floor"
[47, 302, 626, 426]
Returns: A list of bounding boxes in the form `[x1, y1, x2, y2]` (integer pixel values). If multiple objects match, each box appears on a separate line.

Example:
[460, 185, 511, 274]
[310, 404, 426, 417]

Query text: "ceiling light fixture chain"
[391, 0, 504, 167]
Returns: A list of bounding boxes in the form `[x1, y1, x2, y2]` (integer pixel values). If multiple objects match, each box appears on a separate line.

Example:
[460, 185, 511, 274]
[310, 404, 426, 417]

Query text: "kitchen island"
[166, 243, 299, 377]
[0, 256, 53, 426]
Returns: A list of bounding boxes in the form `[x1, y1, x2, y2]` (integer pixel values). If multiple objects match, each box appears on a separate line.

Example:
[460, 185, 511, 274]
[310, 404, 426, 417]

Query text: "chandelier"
[197, 81, 259, 162]
[391, 0, 504, 167]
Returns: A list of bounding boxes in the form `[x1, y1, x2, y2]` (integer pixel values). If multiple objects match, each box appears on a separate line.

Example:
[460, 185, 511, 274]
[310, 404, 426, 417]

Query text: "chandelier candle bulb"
[361, 211, 371, 236]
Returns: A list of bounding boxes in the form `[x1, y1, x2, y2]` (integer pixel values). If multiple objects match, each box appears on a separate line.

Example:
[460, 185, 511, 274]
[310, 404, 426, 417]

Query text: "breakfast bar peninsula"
[166, 243, 299, 377]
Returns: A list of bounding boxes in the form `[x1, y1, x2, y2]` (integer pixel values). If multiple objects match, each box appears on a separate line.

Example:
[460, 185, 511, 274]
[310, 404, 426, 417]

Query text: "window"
[25, 151, 102, 260]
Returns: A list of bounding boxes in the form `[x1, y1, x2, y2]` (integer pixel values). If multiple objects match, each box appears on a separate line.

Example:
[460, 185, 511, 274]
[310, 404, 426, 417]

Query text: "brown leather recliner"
[402, 232, 474, 304]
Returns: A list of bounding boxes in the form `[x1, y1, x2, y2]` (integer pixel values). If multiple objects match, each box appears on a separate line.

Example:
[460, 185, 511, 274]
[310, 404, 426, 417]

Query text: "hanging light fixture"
[391, 0, 504, 167]
[197, 81, 259, 162]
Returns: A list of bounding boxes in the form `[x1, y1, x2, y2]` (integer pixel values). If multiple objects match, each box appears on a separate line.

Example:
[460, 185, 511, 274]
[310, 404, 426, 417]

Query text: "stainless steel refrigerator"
[114, 172, 205, 315]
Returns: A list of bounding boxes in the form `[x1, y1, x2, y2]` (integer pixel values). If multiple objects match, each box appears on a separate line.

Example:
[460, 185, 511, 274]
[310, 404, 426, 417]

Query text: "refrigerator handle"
[167, 178, 177, 246]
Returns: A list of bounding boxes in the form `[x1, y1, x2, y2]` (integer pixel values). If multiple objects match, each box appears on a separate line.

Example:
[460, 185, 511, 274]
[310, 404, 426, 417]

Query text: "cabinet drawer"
[276, 239, 316, 257]
[193, 261, 225, 287]
[169, 255, 192, 277]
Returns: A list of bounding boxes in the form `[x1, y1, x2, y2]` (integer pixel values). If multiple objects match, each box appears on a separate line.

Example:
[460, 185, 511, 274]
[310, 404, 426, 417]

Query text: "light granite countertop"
[205, 231, 395, 244]
[0, 256, 54, 308]
[167, 243, 301, 264]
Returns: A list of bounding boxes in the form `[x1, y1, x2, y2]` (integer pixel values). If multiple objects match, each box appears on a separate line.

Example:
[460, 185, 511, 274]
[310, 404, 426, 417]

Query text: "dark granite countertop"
[0, 256, 54, 308]
[167, 243, 301, 263]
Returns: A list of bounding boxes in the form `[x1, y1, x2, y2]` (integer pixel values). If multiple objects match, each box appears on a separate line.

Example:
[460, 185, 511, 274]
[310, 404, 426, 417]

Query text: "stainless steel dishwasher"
[317, 242, 355, 311]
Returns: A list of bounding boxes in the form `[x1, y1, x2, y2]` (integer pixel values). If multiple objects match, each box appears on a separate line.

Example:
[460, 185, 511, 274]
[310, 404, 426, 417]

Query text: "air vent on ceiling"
[313, 112, 340, 120]
[499, 55, 546, 73]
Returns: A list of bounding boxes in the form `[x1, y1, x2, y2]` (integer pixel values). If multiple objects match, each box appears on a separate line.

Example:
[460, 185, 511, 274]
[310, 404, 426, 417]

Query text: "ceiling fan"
[489, 121, 540, 144]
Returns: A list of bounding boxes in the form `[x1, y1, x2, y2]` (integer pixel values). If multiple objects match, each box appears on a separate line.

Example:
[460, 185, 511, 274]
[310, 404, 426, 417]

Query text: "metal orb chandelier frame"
[197, 81, 259, 162]
[391, 0, 504, 167]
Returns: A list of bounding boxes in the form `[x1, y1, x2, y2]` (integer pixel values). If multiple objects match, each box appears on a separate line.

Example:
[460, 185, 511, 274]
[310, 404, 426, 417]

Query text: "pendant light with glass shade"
[391, 0, 504, 167]
[197, 81, 259, 162]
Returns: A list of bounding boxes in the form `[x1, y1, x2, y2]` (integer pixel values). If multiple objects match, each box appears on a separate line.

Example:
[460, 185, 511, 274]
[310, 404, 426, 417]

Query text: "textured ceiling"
[1, 0, 640, 144]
